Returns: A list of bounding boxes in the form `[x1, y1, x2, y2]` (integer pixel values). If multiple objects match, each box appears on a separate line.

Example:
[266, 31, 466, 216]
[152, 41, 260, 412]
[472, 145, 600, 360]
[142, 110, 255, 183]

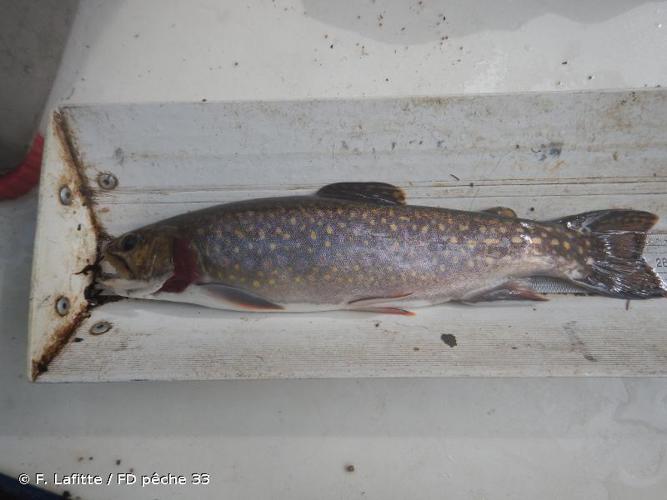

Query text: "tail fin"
[556, 210, 666, 299]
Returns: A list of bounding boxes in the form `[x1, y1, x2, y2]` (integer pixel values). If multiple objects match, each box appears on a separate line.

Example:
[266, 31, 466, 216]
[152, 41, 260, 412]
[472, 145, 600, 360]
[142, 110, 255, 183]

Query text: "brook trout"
[99, 182, 666, 314]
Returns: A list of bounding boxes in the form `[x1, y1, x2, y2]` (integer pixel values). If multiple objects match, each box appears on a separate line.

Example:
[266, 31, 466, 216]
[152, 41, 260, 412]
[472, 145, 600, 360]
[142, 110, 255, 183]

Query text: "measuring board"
[28, 90, 667, 381]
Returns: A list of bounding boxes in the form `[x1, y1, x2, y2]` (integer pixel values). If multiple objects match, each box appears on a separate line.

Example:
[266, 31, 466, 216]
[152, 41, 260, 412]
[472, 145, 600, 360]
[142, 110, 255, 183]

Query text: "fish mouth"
[97, 253, 170, 298]
[100, 251, 133, 280]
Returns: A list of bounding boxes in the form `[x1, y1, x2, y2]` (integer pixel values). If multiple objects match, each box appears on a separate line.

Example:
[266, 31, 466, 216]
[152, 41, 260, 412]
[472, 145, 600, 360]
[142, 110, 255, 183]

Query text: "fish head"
[99, 226, 176, 296]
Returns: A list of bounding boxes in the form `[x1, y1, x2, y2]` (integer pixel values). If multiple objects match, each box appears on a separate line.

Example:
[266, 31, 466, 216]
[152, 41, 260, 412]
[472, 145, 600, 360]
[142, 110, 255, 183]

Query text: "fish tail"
[556, 210, 666, 299]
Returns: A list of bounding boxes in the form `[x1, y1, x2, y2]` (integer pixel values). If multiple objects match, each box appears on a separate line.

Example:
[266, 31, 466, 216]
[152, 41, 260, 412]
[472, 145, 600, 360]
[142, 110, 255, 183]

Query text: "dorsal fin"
[483, 206, 518, 218]
[316, 182, 406, 206]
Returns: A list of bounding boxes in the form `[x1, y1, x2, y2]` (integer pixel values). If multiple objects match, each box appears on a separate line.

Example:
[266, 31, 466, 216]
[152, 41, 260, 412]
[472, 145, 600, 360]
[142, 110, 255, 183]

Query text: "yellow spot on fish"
[390, 223, 398, 231]
[337, 222, 347, 228]
[585, 240, 591, 247]
[364, 240, 370, 246]
[532, 237, 542, 244]
[381, 217, 387, 224]
[563, 241, 571, 250]
[421, 225, 429, 234]
[484, 256, 496, 265]
[439, 264, 446, 271]
[325, 225, 333, 235]
[258, 229, 266, 240]
[466, 260, 475, 268]
[484, 238, 500, 245]
[438, 223, 445, 231]
[551, 238, 560, 246]
[511, 236, 523, 244]
[252, 280, 260, 288]
[499, 226, 508, 234]
[247, 242, 254, 250]
[479, 226, 487, 233]
[412, 224, 418, 231]
[233, 246, 240, 253]
[399, 216, 410, 222]
[233, 263, 240, 271]
[310, 230, 317, 240]
[353, 264, 360, 271]
[282, 233, 291, 240]
[541, 232, 548, 238]
[268, 279, 276, 285]
[347, 277, 353, 283]
[324, 240, 331, 248]
[449, 236, 459, 244]
[577, 246, 584, 255]
[323, 274, 331, 281]
[290, 216, 297, 225]
[269, 243, 277, 250]
[369, 218, 376, 226]
[275, 227, 282, 234]
[467, 240, 476, 249]
[295, 276, 302, 283]
[459, 224, 469, 231]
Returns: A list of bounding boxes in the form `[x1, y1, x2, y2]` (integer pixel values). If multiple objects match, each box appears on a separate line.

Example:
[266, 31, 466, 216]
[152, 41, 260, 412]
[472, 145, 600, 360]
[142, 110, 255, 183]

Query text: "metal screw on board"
[90, 321, 112, 335]
[55, 296, 71, 316]
[97, 172, 118, 190]
[59, 185, 73, 205]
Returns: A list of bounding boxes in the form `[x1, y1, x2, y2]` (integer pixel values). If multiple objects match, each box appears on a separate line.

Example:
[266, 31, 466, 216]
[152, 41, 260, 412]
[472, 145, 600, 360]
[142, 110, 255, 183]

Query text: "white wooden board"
[29, 90, 667, 381]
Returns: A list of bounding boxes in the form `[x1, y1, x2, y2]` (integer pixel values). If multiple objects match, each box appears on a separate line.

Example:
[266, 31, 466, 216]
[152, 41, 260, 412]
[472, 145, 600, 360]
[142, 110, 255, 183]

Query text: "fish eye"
[120, 233, 140, 252]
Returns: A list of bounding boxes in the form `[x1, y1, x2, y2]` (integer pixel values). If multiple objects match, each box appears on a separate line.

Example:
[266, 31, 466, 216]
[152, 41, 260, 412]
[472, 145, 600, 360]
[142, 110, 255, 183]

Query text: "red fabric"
[0, 134, 44, 199]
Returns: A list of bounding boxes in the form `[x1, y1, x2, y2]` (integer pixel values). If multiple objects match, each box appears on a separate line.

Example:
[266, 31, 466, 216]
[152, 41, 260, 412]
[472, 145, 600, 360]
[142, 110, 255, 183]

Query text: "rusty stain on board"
[32, 112, 111, 381]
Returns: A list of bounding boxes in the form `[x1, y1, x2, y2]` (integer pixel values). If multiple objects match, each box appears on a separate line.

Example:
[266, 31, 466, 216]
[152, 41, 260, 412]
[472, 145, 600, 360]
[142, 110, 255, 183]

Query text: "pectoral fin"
[316, 182, 406, 205]
[483, 207, 518, 218]
[198, 283, 284, 311]
[462, 280, 548, 303]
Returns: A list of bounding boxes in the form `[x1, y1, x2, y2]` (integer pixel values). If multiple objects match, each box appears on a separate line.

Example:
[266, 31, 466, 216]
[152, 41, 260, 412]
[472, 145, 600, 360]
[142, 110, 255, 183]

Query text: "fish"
[98, 182, 666, 315]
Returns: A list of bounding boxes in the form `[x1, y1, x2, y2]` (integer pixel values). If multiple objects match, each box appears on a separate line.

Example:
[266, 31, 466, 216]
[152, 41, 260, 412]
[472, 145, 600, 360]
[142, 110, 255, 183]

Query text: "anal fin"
[198, 283, 284, 311]
[462, 280, 548, 303]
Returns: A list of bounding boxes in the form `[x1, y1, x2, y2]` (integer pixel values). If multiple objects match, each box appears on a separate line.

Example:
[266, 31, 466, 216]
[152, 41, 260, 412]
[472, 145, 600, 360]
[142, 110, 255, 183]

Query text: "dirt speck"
[73, 337, 83, 343]
[449, 173, 460, 181]
[345, 464, 355, 472]
[441, 334, 457, 348]
[468, 182, 474, 188]
[584, 354, 598, 362]
[413, 347, 420, 351]
[116, 459, 122, 466]
[612, 151, 619, 161]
